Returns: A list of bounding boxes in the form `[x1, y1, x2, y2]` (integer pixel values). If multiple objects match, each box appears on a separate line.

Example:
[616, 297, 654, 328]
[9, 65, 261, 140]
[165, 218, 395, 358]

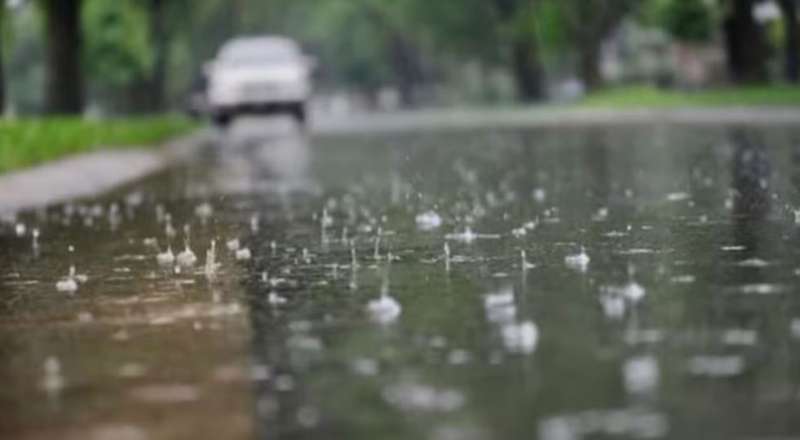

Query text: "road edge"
[0, 128, 212, 214]
[312, 106, 800, 135]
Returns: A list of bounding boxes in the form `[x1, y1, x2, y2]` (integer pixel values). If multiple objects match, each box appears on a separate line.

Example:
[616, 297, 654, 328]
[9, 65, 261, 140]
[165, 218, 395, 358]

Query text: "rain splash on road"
[3, 118, 800, 439]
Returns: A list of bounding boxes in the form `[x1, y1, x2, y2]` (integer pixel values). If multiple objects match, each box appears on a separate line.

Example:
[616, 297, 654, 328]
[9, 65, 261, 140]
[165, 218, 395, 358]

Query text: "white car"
[206, 36, 313, 126]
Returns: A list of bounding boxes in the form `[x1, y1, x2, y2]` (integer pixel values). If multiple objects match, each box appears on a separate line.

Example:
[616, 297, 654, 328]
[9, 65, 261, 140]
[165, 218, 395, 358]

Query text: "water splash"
[156, 246, 175, 266]
[55, 266, 78, 293]
[415, 210, 443, 230]
[366, 283, 401, 325]
[564, 246, 590, 271]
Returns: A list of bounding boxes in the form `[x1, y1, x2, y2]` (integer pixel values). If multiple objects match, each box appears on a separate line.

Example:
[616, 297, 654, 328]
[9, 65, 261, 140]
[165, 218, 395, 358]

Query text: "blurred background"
[1, 0, 799, 117]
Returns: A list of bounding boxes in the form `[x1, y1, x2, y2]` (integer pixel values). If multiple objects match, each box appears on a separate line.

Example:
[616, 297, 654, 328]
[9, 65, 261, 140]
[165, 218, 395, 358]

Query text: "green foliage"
[659, 0, 714, 42]
[535, 0, 571, 55]
[0, 116, 196, 172]
[82, 0, 151, 86]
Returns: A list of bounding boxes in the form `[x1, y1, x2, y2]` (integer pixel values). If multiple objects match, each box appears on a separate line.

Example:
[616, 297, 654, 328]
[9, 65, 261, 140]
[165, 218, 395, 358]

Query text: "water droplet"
[366, 294, 402, 324]
[415, 210, 443, 230]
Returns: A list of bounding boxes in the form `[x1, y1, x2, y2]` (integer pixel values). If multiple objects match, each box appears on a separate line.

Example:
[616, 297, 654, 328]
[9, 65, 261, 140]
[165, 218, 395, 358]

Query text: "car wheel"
[291, 104, 307, 126]
[212, 112, 233, 128]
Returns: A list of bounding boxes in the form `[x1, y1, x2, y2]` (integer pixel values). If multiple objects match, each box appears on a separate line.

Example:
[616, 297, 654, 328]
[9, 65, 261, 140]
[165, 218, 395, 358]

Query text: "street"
[3, 116, 800, 439]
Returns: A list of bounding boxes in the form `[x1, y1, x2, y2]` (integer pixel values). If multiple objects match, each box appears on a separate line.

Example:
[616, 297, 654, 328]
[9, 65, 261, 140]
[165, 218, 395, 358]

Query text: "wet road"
[3, 116, 800, 439]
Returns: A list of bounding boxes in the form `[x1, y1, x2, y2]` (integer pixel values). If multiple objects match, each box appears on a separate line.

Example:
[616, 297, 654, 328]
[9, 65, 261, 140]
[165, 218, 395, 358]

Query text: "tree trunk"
[148, 0, 168, 111]
[512, 38, 545, 102]
[723, 0, 769, 83]
[779, 0, 799, 83]
[0, 23, 5, 116]
[579, 39, 602, 91]
[43, 0, 84, 114]
[388, 33, 423, 108]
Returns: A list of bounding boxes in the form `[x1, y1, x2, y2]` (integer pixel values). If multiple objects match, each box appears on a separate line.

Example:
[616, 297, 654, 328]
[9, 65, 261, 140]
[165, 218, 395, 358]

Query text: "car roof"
[218, 36, 301, 59]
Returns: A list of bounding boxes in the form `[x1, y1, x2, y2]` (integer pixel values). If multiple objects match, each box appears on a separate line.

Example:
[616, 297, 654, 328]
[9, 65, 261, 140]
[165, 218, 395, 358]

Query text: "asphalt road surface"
[3, 115, 800, 440]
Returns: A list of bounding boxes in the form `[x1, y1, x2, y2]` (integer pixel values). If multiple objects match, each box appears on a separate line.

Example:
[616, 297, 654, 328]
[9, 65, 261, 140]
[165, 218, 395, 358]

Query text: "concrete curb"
[0, 128, 212, 214]
[312, 107, 800, 135]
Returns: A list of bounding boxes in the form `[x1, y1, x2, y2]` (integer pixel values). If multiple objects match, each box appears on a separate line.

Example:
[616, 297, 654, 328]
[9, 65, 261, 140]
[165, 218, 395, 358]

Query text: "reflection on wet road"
[4, 116, 800, 439]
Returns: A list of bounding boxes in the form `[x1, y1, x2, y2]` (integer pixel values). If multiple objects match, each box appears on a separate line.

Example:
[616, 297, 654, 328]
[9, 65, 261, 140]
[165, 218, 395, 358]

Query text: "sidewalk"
[0, 129, 210, 213]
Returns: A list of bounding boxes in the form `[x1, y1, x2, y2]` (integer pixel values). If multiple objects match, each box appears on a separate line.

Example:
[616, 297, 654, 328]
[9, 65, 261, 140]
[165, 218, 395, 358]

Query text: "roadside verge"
[0, 129, 211, 214]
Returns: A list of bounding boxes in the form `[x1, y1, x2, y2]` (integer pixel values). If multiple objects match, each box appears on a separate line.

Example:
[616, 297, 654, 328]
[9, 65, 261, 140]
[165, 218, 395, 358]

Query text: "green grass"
[580, 85, 800, 108]
[0, 116, 197, 173]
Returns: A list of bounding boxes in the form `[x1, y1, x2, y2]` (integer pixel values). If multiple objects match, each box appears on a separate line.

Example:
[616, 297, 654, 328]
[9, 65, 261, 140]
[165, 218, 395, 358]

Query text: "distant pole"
[43, 0, 84, 115]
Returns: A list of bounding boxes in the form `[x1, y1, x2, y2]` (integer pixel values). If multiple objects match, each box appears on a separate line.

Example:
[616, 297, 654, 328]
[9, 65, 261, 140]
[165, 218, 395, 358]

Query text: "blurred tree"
[0, 0, 6, 115]
[142, 0, 191, 110]
[660, 0, 714, 42]
[722, 0, 769, 83]
[492, 0, 546, 101]
[145, 0, 167, 110]
[41, 0, 84, 114]
[778, 0, 799, 82]
[560, 0, 636, 90]
[360, 0, 426, 106]
[83, 0, 152, 112]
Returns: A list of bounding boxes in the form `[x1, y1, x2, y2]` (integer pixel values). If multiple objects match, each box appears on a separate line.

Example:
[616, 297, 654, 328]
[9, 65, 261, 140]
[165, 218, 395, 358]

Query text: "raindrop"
[533, 188, 547, 203]
[501, 321, 539, 354]
[666, 192, 690, 202]
[235, 248, 252, 261]
[55, 266, 78, 293]
[415, 210, 443, 230]
[250, 214, 259, 232]
[599, 294, 626, 319]
[382, 381, 465, 412]
[41, 356, 64, 393]
[195, 202, 213, 220]
[520, 250, 536, 270]
[687, 355, 744, 377]
[484, 287, 516, 324]
[275, 374, 295, 391]
[564, 246, 590, 271]
[722, 329, 757, 346]
[351, 357, 379, 376]
[350, 239, 359, 268]
[297, 406, 320, 428]
[592, 207, 609, 221]
[622, 280, 645, 303]
[446, 227, 478, 244]
[156, 246, 175, 266]
[366, 283, 401, 325]
[268, 291, 288, 305]
[321, 208, 333, 228]
[143, 237, 158, 247]
[176, 240, 197, 268]
[226, 238, 240, 251]
[204, 240, 219, 278]
[623, 355, 659, 394]
[373, 228, 382, 260]
[736, 258, 769, 268]
[164, 214, 176, 238]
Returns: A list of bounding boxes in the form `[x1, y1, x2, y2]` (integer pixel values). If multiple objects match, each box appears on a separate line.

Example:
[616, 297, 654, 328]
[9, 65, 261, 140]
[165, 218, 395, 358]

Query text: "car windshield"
[219, 40, 299, 67]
